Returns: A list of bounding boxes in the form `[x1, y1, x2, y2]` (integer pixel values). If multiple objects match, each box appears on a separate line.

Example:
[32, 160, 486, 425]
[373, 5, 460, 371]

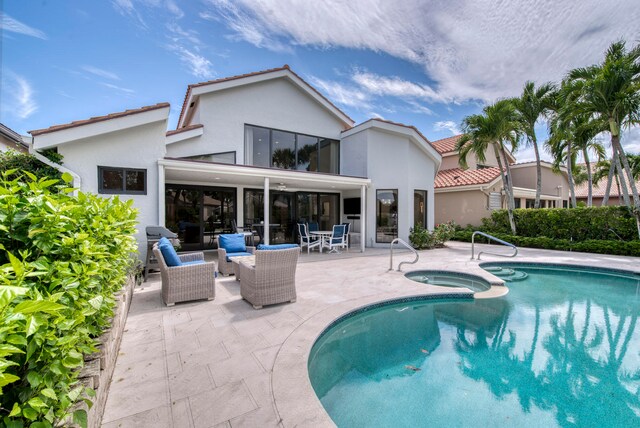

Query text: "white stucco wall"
[347, 128, 437, 247]
[56, 121, 167, 258]
[341, 130, 368, 178]
[167, 78, 349, 160]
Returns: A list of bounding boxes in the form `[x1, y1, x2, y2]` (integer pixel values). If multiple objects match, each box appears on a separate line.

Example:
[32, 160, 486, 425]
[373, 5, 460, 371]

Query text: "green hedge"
[409, 222, 456, 249]
[0, 171, 138, 427]
[454, 231, 640, 256]
[480, 206, 637, 241]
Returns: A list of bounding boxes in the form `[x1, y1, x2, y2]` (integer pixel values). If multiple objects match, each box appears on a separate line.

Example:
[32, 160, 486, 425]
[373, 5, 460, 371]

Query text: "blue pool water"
[308, 263, 640, 427]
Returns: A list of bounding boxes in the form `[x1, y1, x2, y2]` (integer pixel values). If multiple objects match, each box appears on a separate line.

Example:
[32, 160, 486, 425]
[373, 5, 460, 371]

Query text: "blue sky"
[1, 0, 639, 162]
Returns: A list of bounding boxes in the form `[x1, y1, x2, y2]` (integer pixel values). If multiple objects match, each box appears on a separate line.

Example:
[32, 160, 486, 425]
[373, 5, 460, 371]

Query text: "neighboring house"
[574, 173, 640, 206]
[0, 123, 29, 153]
[433, 135, 569, 227]
[30, 66, 441, 258]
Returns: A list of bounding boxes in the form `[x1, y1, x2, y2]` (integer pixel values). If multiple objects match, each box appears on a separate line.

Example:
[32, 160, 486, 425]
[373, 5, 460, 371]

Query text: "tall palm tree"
[458, 99, 520, 234]
[511, 81, 556, 208]
[566, 40, 640, 236]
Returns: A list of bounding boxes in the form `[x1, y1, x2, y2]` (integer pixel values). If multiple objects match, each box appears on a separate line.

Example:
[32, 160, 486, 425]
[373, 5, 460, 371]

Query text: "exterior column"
[158, 163, 165, 226]
[360, 184, 366, 252]
[264, 177, 270, 245]
[236, 186, 244, 226]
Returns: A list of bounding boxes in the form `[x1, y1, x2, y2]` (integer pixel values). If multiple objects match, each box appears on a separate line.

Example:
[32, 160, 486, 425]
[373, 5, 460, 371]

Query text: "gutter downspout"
[29, 137, 82, 196]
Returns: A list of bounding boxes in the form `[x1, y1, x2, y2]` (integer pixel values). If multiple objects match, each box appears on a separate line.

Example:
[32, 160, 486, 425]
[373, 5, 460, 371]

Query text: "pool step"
[484, 267, 528, 282]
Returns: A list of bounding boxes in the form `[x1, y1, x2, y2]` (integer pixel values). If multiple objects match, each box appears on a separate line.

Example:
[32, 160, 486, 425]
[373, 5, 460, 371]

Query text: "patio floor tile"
[102, 377, 169, 423]
[169, 364, 215, 401]
[189, 381, 257, 428]
[208, 353, 264, 386]
[102, 405, 172, 428]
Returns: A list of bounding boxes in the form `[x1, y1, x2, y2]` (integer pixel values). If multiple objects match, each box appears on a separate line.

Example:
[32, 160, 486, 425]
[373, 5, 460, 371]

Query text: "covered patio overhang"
[158, 158, 371, 251]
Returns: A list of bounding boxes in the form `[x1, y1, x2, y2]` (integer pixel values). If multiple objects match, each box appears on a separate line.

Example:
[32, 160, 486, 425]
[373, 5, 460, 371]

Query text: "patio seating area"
[101, 242, 640, 427]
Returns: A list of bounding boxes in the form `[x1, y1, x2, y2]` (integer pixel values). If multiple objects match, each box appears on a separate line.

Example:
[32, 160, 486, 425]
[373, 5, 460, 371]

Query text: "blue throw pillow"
[219, 234, 246, 253]
[257, 244, 299, 250]
[159, 236, 170, 247]
[159, 241, 182, 267]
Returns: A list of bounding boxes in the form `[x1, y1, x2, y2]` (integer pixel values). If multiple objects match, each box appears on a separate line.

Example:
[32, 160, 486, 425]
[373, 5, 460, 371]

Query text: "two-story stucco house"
[29, 66, 441, 258]
[432, 134, 570, 227]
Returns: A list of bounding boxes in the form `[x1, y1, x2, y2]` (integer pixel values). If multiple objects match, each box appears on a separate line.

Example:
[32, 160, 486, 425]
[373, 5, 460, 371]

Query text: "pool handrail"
[471, 231, 518, 260]
[389, 238, 419, 272]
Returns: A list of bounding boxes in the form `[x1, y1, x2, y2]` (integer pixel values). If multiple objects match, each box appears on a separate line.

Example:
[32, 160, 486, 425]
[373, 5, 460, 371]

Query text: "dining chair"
[298, 223, 321, 253]
[322, 224, 347, 253]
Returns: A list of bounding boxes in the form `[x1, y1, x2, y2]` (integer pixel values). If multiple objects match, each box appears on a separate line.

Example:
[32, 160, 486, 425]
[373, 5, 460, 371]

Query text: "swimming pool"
[308, 263, 640, 427]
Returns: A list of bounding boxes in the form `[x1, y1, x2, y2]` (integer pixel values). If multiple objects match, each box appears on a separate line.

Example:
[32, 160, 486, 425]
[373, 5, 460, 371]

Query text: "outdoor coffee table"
[231, 255, 256, 281]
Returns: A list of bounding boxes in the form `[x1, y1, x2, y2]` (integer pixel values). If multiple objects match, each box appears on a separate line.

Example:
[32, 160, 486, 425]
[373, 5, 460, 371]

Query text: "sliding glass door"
[165, 185, 236, 250]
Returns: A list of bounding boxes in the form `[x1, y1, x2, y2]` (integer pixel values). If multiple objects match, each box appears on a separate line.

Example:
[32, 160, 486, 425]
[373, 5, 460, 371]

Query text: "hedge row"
[0, 171, 138, 427]
[454, 230, 640, 257]
[480, 206, 637, 241]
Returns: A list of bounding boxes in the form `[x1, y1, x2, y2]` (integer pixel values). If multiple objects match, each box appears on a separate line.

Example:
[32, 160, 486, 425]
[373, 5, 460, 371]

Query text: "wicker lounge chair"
[217, 234, 256, 276]
[239, 245, 301, 309]
[153, 243, 216, 306]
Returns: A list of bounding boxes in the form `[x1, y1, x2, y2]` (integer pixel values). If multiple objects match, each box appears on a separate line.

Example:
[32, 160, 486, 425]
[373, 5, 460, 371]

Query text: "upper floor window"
[98, 166, 146, 195]
[244, 125, 339, 174]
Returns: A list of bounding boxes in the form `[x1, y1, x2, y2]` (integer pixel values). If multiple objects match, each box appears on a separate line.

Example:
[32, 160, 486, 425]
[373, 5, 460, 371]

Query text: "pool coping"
[272, 259, 640, 427]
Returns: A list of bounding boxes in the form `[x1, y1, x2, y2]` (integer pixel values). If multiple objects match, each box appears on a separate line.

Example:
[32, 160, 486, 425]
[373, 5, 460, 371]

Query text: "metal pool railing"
[389, 238, 419, 272]
[471, 231, 518, 260]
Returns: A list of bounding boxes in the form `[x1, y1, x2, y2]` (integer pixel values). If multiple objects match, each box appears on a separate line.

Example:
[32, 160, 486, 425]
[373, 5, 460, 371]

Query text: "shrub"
[453, 231, 640, 256]
[409, 222, 456, 250]
[0, 170, 138, 427]
[0, 150, 63, 182]
[481, 206, 637, 241]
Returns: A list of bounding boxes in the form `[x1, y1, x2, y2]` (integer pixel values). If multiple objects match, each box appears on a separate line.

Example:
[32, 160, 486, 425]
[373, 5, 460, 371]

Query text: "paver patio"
[101, 242, 639, 427]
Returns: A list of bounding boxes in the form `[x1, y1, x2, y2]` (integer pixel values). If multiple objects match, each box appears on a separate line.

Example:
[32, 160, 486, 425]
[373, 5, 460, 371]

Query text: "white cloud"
[166, 23, 202, 47]
[307, 76, 371, 110]
[204, 0, 640, 103]
[202, 0, 293, 53]
[1, 72, 38, 119]
[82, 65, 120, 80]
[434, 121, 460, 135]
[353, 72, 447, 103]
[1, 13, 47, 39]
[111, 0, 147, 29]
[100, 82, 135, 94]
[168, 45, 214, 79]
[621, 127, 640, 155]
[406, 101, 434, 116]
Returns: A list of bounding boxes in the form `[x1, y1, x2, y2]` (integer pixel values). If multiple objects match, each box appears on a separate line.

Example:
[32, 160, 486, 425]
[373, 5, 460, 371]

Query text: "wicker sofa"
[153, 244, 216, 306]
[239, 245, 301, 309]
[216, 234, 256, 276]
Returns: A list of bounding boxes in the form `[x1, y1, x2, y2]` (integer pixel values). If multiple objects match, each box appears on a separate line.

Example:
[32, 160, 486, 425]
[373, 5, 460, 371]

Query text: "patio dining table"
[309, 230, 333, 253]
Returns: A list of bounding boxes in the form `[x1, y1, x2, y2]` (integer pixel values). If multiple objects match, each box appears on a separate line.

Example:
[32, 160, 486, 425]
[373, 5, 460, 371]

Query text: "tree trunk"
[613, 146, 631, 207]
[532, 136, 542, 209]
[602, 154, 615, 206]
[609, 119, 640, 239]
[583, 148, 593, 207]
[493, 144, 516, 234]
[567, 140, 576, 208]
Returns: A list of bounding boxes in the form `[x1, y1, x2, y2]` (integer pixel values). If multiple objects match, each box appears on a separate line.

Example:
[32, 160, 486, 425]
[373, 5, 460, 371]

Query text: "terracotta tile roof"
[166, 124, 203, 136]
[431, 134, 462, 154]
[574, 176, 640, 198]
[176, 65, 353, 129]
[435, 167, 501, 189]
[29, 103, 170, 136]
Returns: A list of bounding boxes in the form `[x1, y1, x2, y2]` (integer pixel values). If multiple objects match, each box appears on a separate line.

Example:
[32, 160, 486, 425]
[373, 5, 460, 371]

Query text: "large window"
[376, 189, 398, 243]
[414, 190, 427, 228]
[244, 125, 339, 173]
[98, 166, 146, 195]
